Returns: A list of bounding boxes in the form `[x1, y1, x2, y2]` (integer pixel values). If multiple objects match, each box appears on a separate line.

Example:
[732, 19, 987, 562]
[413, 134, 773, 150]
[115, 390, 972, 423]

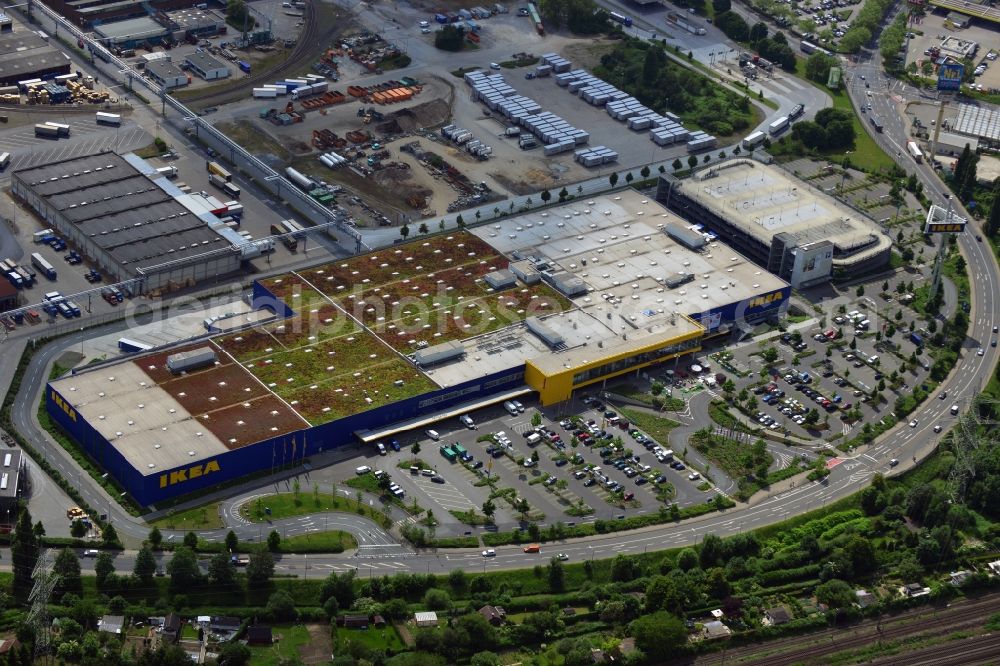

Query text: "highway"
[3, 9, 999, 578]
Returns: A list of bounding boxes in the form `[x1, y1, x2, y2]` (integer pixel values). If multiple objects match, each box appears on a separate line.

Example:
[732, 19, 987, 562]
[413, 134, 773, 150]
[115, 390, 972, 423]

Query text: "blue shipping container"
[238, 60, 251, 73]
[435, 13, 448, 22]
[910, 332, 923, 346]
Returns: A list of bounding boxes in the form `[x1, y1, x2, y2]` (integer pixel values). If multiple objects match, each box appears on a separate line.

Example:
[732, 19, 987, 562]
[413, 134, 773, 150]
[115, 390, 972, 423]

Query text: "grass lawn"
[790, 58, 894, 173]
[619, 408, 680, 444]
[249, 624, 313, 666]
[149, 503, 224, 530]
[333, 623, 406, 653]
[240, 492, 391, 528]
[279, 530, 357, 553]
[609, 382, 685, 411]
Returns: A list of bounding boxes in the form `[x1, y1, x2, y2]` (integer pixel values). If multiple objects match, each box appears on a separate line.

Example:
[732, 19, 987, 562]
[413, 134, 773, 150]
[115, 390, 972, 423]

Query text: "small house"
[340, 615, 370, 629]
[372, 615, 386, 628]
[414, 611, 439, 627]
[949, 570, 972, 587]
[478, 605, 507, 626]
[988, 560, 1000, 576]
[763, 606, 791, 626]
[246, 626, 272, 646]
[855, 590, 875, 608]
[701, 620, 732, 641]
[162, 613, 182, 644]
[98, 615, 125, 635]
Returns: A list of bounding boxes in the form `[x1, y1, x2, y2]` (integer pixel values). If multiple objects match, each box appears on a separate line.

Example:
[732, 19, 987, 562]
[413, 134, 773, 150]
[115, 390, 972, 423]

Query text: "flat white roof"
[52, 362, 229, 475]
[682, 160, 891, 267]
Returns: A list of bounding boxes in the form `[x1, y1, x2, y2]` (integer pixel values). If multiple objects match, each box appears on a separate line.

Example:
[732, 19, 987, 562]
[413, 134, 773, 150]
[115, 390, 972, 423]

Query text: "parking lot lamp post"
[589, 545, 593, 562]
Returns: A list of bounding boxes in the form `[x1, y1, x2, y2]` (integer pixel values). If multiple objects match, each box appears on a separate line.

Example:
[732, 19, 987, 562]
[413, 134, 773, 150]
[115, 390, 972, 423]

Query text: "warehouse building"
[159, 8, 226, 41]
[93, 16, 170, 49]
[657, 159, 892, 287]
[146, 59, 189, 89]
[12, 151, 242, 293]
[40, 0, 197, 28]
[0, 29, 71, 86]
[184, 51, 229, 80]
[0, 449, 25, 520]
[47, 192, 791, 506]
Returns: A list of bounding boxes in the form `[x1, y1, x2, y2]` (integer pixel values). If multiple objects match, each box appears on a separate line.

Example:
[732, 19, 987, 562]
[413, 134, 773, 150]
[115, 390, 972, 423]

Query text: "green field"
[279, 530, 357, 553]
[248, 624, 314, 666]
[149, 503, 224, 530]
[619, 408, 681, 444]
[240, 492, 392, 528]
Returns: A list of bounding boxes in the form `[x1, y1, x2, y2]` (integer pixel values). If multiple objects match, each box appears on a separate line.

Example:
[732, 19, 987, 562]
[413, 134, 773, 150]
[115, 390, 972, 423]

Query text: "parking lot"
[904, 14, 1000, 93]
[351, 394, 717, 534]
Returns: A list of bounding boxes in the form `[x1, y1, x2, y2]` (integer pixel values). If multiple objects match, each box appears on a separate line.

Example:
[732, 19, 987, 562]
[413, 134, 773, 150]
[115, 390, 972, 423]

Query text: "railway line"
[181, 0, 326, 109]
[871, 632, 1000, 666]
[694, 594, 1000, 665]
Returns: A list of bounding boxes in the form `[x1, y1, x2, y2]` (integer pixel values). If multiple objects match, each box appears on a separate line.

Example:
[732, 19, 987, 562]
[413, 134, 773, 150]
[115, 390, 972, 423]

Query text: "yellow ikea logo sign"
[160, 460, 221, 488]
[926, 223, 965, 233]
[51, 390, 77, 422]
[747, 291, 785, 308]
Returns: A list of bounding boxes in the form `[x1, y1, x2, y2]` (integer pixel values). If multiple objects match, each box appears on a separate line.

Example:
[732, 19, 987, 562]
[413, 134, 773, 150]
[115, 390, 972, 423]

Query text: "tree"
[448, 568, 467, 593]
[985, 178, 1000, 237]
[540, 189, 551, 203]
[609, 173, 619, 188]
[558, 187, 569, 201]
[70, 519, 87, 538]
[217, 643, 252, 666]
[183, 532, 198, 549]
[482, 499, 496, 523]
[167, 546, 200, 591]
[13, 507, 40, 603]
[208, 551, 236, 587]
[804, 52, 836, 83]
[749, 21, 768, 43]
[548, 557, 565, 592]
[672, 158, 683, 171]
[423, 587, 452, 611]
[434, 24, 466, 51]
[247, 549, 275, 586]
[610, 553, 639, 582]
[630, 611, 687, 660]
[456, 214, 466, 229]
[399, 224, 410, 240]
[418, 222, 429, 235]
[319, 570, 356, 609]
[267, 530, 281, 552]
[148, 526, 163, 549]
[640, 165, 651, 179]
[762, 346, 780, 363]
[266, 589, 299, 621]
[224, 530, 239, 553]
[54, 548, 82, 598]
[102, 523, 119, 546]
[815, 578, 855, 608]
[688, 155, 698, 169]
[95, 551, 115, 588]
[132, 544, 160, 588]
[712, 0, 731, 13]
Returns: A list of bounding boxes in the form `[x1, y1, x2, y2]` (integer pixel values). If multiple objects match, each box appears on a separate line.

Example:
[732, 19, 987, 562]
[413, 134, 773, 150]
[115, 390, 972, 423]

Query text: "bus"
[742, 130, 766, 149]
[31, 252, 56, 280]
[869, 115, 883, 133]
[206, 161, 232, 181]
[906, 141, 923, 163]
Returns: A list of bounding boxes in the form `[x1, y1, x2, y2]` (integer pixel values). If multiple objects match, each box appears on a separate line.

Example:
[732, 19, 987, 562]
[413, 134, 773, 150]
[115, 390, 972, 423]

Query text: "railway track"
[871, 631, 1000, 665]
[181, 0, 326, 109]
[694, 594, 1000, 666]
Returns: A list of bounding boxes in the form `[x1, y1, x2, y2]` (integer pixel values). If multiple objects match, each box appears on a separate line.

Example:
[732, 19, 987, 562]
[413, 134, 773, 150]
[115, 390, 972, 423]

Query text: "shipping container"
[95, 112, 121, 126]
[206, 161, 232, 181]
[31, 252, 56, 280]
[118, 338, 153, 353]
[34, 124, 59, 138]
[45, 122, 70, 136]
[768, 116, 789, 135]
[253, 87, 277, 98]
[238, 60, 251, 73]
[742, 130, 766, 149]
[222, 182, 241, 199]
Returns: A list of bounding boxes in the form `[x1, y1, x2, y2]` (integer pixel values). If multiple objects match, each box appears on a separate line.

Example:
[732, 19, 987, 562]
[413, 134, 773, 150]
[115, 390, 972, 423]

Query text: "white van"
[503, 401, 519, 416]
[858, 319, 870, 329]
[951, 404, 960, 415]
[526, 432, 542, 446]
[426, 429, 440, 441]
[419, 20, 429, 27]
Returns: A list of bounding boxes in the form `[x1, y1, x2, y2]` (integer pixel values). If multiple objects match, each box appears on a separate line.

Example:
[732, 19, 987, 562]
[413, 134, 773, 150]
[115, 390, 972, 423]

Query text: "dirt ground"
[298, 624, 333, 664]
[561, 39, 617, 73]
